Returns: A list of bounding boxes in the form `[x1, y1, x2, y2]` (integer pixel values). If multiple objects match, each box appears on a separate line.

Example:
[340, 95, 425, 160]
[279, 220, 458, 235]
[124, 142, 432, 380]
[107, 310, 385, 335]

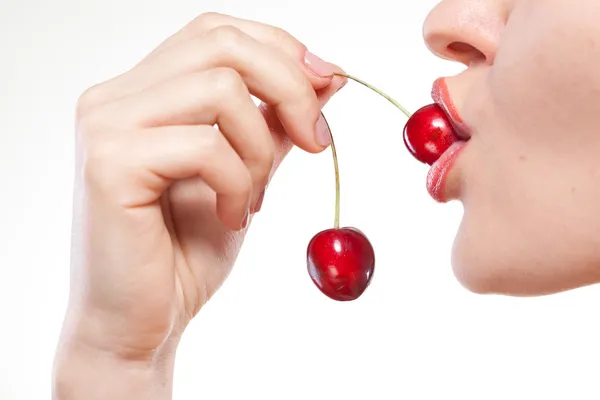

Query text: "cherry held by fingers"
[306, 113, 375, 301]
[307, 227, 375, 301]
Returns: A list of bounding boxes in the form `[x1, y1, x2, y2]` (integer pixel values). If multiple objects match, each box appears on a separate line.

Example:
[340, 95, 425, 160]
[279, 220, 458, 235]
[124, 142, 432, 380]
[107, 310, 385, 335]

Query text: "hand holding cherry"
[306, 72, 459, 301]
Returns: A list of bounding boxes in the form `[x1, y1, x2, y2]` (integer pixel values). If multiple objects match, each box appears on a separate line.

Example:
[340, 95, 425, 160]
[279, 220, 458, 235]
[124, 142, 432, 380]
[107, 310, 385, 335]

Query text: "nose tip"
[423, 0, 507, 66]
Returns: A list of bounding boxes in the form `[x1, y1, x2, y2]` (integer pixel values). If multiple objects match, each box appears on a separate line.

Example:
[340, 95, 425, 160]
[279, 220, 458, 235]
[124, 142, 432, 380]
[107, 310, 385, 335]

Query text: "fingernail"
[254, 188, 266, 213]
[241, 208, 250, 229]
[315, 114, 331, 147]
[304, 50, 338, 78]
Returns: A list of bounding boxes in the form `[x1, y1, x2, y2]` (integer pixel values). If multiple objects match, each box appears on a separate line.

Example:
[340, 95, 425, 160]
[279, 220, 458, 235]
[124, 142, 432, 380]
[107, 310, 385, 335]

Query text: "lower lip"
[426, 141, 466, 202]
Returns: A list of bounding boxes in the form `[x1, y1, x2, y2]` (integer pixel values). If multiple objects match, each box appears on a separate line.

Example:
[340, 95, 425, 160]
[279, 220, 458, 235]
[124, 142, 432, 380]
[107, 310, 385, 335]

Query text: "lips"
[426, 78, 470, 202]
[431, 78, 471, 140]
[426, 141, 466, 202]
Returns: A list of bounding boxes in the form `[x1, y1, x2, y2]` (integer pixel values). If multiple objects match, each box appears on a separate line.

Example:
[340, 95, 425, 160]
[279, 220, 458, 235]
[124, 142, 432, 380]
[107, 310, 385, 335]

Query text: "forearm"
[52, 332, 177, 400]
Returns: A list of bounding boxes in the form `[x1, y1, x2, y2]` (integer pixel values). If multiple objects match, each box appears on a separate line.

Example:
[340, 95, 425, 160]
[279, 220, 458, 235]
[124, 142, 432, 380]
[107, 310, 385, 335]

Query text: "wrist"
[52, 312, 180, 400]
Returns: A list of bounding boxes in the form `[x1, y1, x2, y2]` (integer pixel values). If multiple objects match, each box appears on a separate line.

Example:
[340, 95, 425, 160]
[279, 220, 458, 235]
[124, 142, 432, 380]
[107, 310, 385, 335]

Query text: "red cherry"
[307, 227, 375, 301]
[306, 113, 374, 301]
[403, 103, 459, 165]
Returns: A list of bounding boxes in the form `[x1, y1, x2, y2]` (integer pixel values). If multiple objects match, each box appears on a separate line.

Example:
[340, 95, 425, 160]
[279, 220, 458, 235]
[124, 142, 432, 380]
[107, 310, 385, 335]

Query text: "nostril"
[447, 41, 486, 64]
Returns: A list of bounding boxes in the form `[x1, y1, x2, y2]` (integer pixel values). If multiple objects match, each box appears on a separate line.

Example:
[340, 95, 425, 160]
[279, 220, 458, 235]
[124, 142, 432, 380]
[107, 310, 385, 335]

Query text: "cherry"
[403, 103, 458, 165]
[306, 113, 375, 301]
[307, 227, 375, 301]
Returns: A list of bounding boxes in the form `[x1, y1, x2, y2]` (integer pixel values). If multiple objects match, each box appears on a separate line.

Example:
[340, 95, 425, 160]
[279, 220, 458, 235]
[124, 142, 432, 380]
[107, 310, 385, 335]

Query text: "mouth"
[431, 77, 471, 141]
[426, 78, 471, 202]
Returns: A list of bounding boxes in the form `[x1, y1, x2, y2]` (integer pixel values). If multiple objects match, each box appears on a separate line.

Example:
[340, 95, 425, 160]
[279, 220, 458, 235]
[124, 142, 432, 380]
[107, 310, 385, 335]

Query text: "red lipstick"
[425, 78, 470, 202]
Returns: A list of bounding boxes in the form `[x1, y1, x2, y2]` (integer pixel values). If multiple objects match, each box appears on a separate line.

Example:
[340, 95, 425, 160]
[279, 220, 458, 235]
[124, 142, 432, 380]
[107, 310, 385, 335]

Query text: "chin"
[448, 219, 599, 297]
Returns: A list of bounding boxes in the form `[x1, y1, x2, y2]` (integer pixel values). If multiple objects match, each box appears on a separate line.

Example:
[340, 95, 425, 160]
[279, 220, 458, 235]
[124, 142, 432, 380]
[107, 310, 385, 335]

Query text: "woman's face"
[423, 0, 600, 295]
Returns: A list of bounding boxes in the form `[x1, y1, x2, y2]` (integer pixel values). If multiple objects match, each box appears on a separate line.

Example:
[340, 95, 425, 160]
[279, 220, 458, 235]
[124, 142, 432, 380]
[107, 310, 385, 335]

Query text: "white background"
[2, 0, 600, 399]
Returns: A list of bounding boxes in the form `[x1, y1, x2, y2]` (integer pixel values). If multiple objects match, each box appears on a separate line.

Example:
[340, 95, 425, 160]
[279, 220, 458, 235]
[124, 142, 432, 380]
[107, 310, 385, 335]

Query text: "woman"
[52, 1, 600, 398]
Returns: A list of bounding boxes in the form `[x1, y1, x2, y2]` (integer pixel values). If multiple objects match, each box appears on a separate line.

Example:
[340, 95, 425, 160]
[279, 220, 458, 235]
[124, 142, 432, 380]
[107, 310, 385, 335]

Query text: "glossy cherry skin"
[403, 103, 459, 165]
[306, 227, 375, 301]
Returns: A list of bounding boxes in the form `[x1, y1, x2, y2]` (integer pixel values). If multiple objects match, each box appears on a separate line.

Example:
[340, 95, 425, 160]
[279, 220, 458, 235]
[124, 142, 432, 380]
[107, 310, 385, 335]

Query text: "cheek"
[489, 0, 600, 148]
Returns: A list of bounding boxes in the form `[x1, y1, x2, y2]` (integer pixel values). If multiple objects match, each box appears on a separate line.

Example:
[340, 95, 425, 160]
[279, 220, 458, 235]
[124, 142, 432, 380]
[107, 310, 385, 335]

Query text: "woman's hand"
[52, 12, 346, 399]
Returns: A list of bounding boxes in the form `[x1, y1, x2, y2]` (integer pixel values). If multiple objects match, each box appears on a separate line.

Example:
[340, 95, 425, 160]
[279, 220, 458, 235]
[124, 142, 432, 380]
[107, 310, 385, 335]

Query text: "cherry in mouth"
[403, 103, 459, 165]
[331, 73, 459, 165]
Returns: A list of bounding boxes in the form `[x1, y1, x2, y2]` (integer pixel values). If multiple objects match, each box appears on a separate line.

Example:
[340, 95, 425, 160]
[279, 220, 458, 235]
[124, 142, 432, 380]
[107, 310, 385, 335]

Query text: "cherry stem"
[333, 72, 412, 118]
[320, 112, 341, 229]
[320, 73, 410, 230]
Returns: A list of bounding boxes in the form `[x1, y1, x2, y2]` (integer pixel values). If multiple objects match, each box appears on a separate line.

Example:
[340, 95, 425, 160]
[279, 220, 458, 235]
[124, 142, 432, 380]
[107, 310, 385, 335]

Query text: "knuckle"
[199, 126, 223, 152]
[76, 84, 104, 118]
[192, 12, 223, 31]
[269, 25, 297, 49]
[208, 67, 246, 98]
[80, 136, 143, 206]
[75, 109, 141, 203]
[207, 24, 246, 51]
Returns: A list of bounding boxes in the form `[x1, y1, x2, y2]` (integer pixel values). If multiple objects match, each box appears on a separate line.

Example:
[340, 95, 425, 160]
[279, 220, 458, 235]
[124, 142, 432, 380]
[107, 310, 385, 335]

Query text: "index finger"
[142, 12, 342, 90]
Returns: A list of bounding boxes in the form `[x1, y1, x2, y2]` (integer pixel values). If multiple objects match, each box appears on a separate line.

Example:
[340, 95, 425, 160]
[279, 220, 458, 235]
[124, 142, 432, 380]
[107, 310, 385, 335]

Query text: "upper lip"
[431, 77, 471, 141]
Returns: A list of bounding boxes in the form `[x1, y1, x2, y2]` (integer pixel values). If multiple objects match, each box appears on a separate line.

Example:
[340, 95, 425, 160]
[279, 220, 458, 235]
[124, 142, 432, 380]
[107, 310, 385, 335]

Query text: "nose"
[423, 0, 508, 66]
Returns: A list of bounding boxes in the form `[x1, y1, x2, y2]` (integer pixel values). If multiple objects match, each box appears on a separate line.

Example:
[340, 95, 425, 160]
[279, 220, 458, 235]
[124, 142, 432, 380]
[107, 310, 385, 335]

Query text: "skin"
[424, 0, 600, 295]
[52, 1, 600, 398]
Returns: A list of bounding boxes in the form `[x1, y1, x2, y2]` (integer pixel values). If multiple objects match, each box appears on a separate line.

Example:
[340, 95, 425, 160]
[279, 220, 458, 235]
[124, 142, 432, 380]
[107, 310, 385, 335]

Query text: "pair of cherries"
[306, 73, 459, 301]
